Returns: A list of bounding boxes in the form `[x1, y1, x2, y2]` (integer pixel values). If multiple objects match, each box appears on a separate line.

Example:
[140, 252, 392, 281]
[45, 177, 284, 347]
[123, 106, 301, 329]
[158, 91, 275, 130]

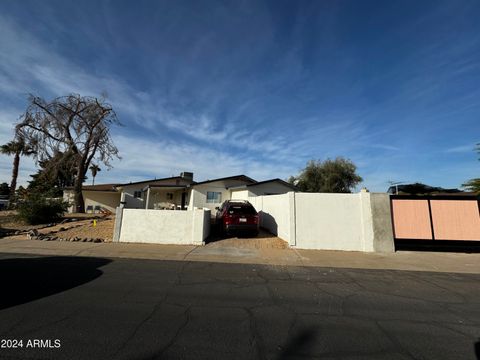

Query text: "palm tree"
[0, 139, 35, 205]
[89, 164, 101, 185]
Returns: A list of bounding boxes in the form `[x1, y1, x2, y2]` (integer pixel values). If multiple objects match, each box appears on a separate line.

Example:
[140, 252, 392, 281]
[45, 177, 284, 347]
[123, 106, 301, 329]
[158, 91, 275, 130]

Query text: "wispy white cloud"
[444, 144, 477, 154]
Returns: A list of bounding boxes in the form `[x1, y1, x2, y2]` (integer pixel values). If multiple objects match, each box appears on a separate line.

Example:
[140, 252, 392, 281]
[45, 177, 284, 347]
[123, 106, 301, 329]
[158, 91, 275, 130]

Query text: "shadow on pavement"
[0, 255, 111, 310]
[395, 239, 480, 253]
[277, 327, 318, 359]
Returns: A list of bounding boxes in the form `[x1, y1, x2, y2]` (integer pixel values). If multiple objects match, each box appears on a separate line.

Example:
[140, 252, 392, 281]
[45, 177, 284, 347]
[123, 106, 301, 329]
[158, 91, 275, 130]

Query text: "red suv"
[215, 200, 259, 236]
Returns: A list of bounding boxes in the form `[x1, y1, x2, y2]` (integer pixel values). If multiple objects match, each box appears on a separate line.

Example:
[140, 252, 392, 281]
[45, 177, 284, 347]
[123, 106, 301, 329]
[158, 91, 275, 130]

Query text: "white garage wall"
[117, 209, 210, 245]
[83, 191, 121, 213]
[230, 189, 250, 200]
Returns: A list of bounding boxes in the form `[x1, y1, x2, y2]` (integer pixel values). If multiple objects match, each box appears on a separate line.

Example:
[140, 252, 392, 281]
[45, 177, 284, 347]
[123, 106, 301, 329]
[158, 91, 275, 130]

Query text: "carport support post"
[145, 187, 151, 209]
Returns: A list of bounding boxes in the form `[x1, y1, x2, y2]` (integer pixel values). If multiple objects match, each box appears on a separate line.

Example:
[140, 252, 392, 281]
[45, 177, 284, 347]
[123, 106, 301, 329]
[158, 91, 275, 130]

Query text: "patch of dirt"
[0, 210, 32, 233]
[0, 211, 101, 234]
[0, 210, 114, 241]
[53, 216, 115, 242]
[206, 229, 288, 249]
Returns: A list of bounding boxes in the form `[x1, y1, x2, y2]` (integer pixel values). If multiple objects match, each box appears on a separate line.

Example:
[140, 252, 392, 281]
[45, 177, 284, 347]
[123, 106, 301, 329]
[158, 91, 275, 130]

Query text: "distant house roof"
[387, 183, 464, 195]
[65, 183, 120, 192]
[143, 184, 188, 191]
[192, 175, 257, 186]
[116, 176, 195, 187]
[246, 178, 298, 191]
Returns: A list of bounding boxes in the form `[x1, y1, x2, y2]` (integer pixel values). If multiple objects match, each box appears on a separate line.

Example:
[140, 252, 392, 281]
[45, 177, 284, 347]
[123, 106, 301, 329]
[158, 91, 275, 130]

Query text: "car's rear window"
[227, 205, 257, 215]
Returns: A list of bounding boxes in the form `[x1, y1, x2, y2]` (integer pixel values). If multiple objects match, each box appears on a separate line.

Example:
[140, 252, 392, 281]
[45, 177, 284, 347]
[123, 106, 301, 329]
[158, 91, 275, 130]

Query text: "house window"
[166, 193, 174, 200]
[206, 191, 222, 203]
[133, 191, 142, 199]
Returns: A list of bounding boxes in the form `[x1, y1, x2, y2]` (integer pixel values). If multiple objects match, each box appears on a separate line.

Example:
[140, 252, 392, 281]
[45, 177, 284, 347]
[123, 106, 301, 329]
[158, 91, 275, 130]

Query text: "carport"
[143, 184, 189, 210]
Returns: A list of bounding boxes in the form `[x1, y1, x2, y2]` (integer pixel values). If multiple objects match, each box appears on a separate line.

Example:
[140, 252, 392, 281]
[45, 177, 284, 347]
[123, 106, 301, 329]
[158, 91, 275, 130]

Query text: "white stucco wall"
[118, 209, 210, 245]
[294, 193, 365, 251]
[230, 189, 251, 200]
[83, 191, 121, 213]
[251, 191, 394, 252]
[251, 194, 294, 244]
[120, 184, 146, 208]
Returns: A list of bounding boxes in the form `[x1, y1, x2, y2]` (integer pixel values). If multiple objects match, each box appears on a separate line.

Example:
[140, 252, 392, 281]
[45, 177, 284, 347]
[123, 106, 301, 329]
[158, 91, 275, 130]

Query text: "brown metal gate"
[390, 195, 480, 245]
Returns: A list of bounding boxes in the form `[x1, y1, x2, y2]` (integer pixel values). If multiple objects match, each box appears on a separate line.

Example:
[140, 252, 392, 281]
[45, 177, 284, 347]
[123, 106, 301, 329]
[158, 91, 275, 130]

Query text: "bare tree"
[15, 94, 120, 212]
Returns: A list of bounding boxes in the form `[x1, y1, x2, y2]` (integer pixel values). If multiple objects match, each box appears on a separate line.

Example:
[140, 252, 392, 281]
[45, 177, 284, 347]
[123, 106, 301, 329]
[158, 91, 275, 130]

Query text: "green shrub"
[17, 195, 68, 225]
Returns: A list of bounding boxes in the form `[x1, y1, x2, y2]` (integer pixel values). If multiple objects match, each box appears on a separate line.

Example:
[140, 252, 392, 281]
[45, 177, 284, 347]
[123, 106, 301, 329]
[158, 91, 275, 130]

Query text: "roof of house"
[192, 175, 257, 186]
[65, 183, 120, 192]
[116, 176, 195, 187]
[143, 184, 188, 191]
[246, 178, 298, 191]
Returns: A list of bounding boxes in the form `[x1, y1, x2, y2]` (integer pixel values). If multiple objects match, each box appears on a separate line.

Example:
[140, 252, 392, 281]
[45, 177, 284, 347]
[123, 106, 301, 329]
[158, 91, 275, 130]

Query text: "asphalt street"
[0, 253, 479, 360]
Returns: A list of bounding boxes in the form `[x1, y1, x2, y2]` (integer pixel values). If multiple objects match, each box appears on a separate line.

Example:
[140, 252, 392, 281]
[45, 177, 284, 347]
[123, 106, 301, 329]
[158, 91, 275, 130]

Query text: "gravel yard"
[53, 216, 115, 242]
[0, 211, 114, 242]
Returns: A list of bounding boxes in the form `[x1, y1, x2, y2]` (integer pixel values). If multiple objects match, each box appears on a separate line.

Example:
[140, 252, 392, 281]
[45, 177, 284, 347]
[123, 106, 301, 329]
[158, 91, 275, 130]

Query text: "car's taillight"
[224, 214, 233, 224]
[253, 215, 259, 223]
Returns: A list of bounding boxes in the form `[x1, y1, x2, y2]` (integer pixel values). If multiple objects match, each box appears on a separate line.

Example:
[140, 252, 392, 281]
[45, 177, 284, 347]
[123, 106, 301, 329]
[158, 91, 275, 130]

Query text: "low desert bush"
[17, 195, 68, 225]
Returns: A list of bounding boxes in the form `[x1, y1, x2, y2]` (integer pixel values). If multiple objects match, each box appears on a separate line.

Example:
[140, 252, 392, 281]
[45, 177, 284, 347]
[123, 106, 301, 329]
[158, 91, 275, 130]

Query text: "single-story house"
[63, 172, 297, 214]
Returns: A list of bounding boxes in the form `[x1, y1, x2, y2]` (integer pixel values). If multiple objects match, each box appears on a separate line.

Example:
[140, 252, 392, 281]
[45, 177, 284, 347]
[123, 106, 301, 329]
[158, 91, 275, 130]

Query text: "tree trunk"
[8, 151, 20, 207]
[73, 164, 85, 213]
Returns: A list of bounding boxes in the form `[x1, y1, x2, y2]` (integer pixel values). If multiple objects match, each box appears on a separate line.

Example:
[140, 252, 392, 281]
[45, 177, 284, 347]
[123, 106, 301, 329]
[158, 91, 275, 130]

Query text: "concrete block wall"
[115, 208, 210, 245]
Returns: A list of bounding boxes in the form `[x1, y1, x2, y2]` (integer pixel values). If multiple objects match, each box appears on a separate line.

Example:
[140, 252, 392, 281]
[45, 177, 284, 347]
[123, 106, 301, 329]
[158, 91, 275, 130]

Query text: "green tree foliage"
[0, 138, 35, 204]
[15, 94, 120, 212]
[28, 151, 78, 197]
[462, 143, 480, 194]
[290, 157, 363, 193]
[462, 178, 480, 194]
[17, 194, 68, 225]
[89, 164, 101, 185]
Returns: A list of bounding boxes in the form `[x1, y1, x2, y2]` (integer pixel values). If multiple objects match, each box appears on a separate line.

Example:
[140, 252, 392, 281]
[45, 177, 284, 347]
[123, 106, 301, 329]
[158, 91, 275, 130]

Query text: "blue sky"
[0, 0, 479, 191]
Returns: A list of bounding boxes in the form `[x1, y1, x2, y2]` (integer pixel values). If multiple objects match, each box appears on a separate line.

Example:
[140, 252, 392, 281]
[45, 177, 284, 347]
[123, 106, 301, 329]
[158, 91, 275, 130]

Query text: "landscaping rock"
[27, 229, 39, 239]
[93, 238, 102, 243]
[59, 227, 66, 231]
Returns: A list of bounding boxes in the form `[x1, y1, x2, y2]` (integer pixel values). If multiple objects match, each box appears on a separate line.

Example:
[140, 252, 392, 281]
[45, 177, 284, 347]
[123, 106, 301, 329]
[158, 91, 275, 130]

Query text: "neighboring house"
[230, 178, 298, 200]
[387, 183, 464, 195]
[63, 172, 297, 214]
